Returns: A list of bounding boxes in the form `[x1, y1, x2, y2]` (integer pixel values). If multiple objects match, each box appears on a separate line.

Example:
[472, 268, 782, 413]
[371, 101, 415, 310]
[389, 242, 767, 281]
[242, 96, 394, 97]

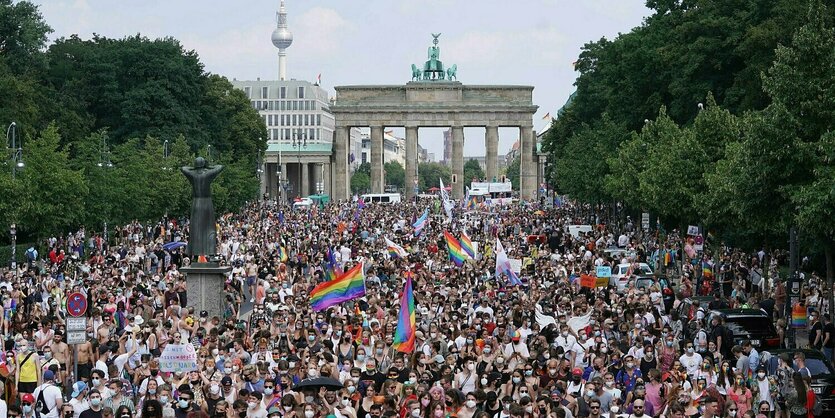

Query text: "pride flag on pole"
[495, 238, 523, 286]
[413, 208, 429, 237]
[309, 262, 366, 311]
[444, 231, 467, 266]
[460, 230, 476, 259]
[385, 237, 408, 259]
[392, 272, 416, 353]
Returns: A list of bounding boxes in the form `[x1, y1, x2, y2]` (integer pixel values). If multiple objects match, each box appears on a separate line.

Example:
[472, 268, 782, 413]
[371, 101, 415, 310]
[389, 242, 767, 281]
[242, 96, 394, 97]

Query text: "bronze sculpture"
[181, 156, 223, 258]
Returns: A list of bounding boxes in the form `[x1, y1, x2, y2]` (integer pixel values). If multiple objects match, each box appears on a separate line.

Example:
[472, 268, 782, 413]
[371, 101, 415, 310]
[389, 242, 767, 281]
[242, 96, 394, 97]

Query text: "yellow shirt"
[17, 352, 38, 382]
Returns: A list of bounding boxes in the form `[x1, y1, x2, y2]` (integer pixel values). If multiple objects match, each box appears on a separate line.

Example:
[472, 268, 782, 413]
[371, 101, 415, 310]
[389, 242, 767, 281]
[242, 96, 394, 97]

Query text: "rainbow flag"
[392, 273, 416, 353]
[495, 237, 523, 286]
[791, 303, 807, 328]
[278, 245, 288, 263]
[444, 231, 466, 266]
[413, 208, 429, 237]
[309, 262, 366, 311]
[460, 230, 476, 259]
[326, 247, 343, 276]
[702, 261, 713, 280]
[385, 237, 408, 259]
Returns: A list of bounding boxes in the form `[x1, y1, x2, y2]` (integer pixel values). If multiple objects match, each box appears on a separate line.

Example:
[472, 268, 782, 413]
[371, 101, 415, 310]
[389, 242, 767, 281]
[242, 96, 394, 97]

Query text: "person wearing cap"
[503, 330, 530, 371]
[32, 369, 63, 418]
[20, 392, 37, 417]
[68, 381, 90, 418]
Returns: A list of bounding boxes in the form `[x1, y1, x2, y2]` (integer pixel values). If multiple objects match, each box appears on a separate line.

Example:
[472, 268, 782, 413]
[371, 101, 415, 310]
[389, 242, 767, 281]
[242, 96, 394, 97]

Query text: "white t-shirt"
[33, 382, 63, 418]
[68, 397, 89, 418]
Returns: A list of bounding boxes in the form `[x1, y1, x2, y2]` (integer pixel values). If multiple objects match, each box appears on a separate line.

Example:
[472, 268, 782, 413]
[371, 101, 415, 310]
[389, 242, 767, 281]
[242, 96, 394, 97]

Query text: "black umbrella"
[294, 377, 344, 391]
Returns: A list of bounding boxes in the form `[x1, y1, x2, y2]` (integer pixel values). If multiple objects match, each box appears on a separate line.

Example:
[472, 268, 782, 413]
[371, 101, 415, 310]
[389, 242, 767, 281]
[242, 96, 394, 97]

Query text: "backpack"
[809, 388, 823, 416]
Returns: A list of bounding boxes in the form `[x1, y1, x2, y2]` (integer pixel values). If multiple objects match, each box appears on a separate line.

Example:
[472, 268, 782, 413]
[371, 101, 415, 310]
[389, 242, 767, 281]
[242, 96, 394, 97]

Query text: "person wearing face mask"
[67, 381, 89, 418]
[459, 394, 479, 418]
[453, 358, 478, 394]
[79, 389, 103, 418]
[174, 390, 198, 418]
[752, 367, 773, 415]
[138, 359, 165, 395]
[679, 343, 703, 377]
[203, 377, 225, 415]
[245, 392, 267, 418]
[616, 356, 642, 394]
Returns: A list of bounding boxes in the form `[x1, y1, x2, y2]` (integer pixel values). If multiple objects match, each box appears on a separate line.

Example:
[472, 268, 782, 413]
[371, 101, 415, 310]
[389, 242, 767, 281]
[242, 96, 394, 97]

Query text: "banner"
[580, 274, 596, 288]
[595, 277, 609, 288]
[159, 343, 198, 372]
[687, 225, 700, 236]
[596, 266, 612, 278]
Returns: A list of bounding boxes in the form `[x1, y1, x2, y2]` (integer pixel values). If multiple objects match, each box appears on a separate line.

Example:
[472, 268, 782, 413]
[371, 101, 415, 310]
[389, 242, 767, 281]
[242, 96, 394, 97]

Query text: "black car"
[632, 275, 675, 312]
[705, 309, 781, 350]
[765, 349, 835, 412]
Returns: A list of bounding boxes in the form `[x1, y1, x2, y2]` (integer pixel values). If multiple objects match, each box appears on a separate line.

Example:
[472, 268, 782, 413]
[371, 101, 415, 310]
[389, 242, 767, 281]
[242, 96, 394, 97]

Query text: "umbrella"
[294, 377, 343, 391]
[162, 241, 187, 251]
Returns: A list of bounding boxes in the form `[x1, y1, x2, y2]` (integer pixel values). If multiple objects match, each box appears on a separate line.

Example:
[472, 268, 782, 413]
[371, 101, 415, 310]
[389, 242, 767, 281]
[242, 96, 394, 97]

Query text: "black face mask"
[239, 412, 247, 418]
[151, 369, 159, 376]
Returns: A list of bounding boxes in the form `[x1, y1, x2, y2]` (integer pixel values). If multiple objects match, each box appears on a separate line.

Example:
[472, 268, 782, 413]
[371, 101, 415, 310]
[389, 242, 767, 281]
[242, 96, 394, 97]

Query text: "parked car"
[765, 349, 835, 412]
[632, 275, 675, 312]
[705, 309, 781, 350]
[610, 262, 653, 291]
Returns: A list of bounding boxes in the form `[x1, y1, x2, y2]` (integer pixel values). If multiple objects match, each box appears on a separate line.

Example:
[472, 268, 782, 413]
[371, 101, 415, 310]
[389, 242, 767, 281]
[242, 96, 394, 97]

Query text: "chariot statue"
[410, 33, 457, 82]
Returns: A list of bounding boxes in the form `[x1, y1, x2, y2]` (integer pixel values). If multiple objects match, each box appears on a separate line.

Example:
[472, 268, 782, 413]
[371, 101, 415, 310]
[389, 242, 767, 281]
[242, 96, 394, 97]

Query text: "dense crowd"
[0, 197, 830, 418]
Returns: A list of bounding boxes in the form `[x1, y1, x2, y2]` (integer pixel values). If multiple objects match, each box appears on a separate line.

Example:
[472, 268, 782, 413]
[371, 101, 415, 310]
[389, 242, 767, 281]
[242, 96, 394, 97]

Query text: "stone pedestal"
[181, 262, 232, 318]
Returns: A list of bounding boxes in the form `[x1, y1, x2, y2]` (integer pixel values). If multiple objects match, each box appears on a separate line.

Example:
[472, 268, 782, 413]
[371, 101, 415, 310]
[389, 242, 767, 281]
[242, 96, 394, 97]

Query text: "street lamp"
[9, 223, 16, 273]
[292, 129, 307, 197]
[98, 134, 114, 242]
[206, 144, 213, 164]
[6, 122, 24, 179]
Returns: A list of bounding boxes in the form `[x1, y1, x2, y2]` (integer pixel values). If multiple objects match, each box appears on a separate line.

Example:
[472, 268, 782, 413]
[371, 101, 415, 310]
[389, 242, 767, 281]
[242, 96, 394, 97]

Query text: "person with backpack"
[31, 369, 63, 418]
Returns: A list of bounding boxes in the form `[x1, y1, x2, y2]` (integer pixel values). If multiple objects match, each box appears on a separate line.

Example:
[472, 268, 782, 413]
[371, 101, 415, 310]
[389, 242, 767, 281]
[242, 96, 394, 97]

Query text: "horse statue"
[446, 64, 457, 81]
[411, 64, 422, 81]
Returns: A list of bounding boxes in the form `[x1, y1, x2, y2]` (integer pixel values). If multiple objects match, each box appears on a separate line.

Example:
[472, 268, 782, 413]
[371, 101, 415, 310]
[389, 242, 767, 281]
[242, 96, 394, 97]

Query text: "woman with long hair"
[783, 372, 809, 418]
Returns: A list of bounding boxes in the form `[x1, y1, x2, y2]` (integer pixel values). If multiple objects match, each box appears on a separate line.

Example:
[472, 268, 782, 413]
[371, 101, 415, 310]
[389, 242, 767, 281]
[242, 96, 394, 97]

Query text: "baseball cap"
[22, 393, 35, 403]
[572, 368, 582, 377]
[44, 370, 55, 381]
[71, 381, 88, 397]
[221, 376, 233, 385]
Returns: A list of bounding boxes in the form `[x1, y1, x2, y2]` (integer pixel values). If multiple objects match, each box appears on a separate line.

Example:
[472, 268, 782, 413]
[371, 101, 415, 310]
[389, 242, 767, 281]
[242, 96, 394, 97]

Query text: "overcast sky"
[33, 0, 651, 160]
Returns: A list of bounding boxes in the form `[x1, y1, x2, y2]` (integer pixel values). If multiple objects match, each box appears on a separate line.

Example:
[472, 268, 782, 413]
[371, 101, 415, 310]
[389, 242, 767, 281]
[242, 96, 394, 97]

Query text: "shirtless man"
[76, 338, 94, 382]
[50, 331, 71, 383]
[97, 315, 114, 345]
[34, 320, 55, 352]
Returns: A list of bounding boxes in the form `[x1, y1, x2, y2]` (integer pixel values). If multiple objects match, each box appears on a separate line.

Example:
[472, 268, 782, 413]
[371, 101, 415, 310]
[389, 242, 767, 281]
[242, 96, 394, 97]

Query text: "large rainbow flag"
[460, 230, 476, 259]
[444, 231, 467, 266]
[309, 262, 366, 311]
[278, 245, 289, 263]
[392, 273, 416, 353]
[702, 261, 714, 280]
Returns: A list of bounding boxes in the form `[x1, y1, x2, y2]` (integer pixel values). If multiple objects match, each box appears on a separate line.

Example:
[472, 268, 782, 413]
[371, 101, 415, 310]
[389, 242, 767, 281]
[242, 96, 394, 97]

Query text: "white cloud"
[293, 7, 354, 60]
[444, 26, 568, 69]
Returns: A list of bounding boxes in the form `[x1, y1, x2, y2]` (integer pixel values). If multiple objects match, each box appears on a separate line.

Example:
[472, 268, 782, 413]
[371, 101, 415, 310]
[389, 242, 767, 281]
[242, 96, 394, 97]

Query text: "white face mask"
[305, 411, 315, 418]
[412, 409, 421, 418]
[481, 378, 488, 385]
[248, 402, 257, 409]
[466, 400, 477, 409]
[610, 406, 619, 413]
[525, 406, 533, 413]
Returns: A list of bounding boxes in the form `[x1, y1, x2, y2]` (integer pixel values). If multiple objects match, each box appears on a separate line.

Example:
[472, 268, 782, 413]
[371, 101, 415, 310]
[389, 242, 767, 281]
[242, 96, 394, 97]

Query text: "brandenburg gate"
[329, 34, 539, 201]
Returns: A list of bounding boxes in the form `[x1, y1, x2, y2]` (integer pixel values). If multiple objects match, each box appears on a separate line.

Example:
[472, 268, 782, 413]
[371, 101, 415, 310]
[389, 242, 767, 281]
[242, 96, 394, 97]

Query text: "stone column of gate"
[259, 160, 267, 200]
[485, 124, 499, 182]
[370, 125, 385, 193]
[301, 162, 310, 196]
[405, 126, 418, 199]
[451, 125, 465, 199]
[333, 126, 349, 201]
[323, 162, 331, 197]
[519, 124, 534, 200]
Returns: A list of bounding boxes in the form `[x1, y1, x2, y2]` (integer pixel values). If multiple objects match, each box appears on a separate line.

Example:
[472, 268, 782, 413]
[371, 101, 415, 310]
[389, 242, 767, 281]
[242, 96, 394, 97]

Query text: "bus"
[360, 193, 402, 204]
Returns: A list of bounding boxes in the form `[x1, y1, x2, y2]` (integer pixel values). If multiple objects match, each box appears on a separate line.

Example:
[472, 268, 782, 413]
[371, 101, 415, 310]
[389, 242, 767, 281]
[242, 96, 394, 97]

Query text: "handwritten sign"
[687, 225, 700, 236]
[580, 274, 596, 288]
[596, 277, 609, 288]
[596, 266, 612, 278]
[159, 343, 198, 372]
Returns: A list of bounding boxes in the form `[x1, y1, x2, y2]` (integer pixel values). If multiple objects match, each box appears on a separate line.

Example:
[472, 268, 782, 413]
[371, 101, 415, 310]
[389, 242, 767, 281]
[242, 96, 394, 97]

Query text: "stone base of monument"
[180, 262, 232, 318]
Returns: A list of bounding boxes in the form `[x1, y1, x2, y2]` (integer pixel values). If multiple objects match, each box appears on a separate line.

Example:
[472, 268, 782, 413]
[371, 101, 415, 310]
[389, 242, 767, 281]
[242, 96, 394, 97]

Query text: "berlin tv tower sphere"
[272, 26, 293, 49]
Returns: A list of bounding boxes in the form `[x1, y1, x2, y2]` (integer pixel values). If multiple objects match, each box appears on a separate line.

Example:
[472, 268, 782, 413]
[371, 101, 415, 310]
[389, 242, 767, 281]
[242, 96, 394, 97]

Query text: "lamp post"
[9, 223, 16, 273]
[6, 122, 24, 179]
[163, 139, 171, 168]
[292, 129, 307, 197]
[206, 144, 213, 164]
[98, 134, 114, 242]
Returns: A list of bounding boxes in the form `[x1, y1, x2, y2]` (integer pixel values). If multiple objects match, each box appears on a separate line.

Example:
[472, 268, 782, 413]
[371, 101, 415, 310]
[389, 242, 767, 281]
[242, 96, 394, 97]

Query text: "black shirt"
[811, 321, 824, 348]
[79, 409, 103, 418]
[823, 322, 835, 349]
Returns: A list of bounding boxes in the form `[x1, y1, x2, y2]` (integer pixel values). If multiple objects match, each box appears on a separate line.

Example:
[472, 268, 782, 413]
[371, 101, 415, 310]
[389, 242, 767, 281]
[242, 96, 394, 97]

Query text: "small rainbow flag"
[460, 230, 475, 259]
[392, 273, 416, 353]
[309, 262, 366, 312]
[278, 245, 288, 263]
[444, 231, 466, 266]
[385, 237, 408, 259]
[702, 261, 713, 280]
[326, 247, 343, 276]
[791, 303, 807, 328]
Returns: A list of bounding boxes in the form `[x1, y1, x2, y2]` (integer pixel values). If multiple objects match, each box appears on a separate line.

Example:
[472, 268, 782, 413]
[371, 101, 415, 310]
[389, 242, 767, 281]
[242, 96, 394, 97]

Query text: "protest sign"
[596, 266, 612, 278]
[159, 343, 198, 372]
[580, 274, 596, 288]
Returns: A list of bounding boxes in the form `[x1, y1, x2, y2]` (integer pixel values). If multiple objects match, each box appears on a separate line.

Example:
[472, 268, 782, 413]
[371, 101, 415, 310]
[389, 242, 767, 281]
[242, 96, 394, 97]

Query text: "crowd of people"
[0, 197, 829, 418]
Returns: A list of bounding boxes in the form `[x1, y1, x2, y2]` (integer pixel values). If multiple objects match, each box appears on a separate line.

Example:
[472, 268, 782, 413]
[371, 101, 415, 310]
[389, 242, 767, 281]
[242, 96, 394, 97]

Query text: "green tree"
[418, 162, 451, 191]
[351, 163, 371, 194]
[554, 114, 625, 203]
[504, 156, 519, 191]
[463, 159, 485, 184]
[16, 124, 88, 240]
[384, 160, 405, 190]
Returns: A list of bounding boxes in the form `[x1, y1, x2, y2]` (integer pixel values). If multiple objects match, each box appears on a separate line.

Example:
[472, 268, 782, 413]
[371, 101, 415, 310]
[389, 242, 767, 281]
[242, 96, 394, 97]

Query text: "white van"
[361, 193, 402, 204]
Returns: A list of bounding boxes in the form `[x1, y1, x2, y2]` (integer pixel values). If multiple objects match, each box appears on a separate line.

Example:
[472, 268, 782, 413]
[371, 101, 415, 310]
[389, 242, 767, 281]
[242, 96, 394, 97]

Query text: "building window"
[304, 115, 309, 126]
[317, 115, 321, 126]
[280, 87, 286, 99]
[244, 86, 251, 98]
[309, 128, 315, 140]
[280, 101, 285, 111]
[292, 115, 297, 126]
[362, 153, 367, 164]
[268, 101, 273, 111]
[298, 86, 305, 98]
[261, 86, 268, 99]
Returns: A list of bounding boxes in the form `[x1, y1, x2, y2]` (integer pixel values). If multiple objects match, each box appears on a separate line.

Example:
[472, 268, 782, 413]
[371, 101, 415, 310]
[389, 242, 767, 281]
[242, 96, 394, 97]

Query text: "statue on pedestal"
[181, 157, 223, 259]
